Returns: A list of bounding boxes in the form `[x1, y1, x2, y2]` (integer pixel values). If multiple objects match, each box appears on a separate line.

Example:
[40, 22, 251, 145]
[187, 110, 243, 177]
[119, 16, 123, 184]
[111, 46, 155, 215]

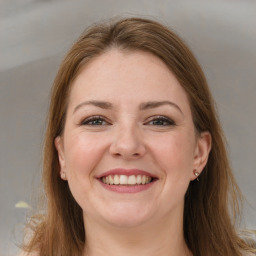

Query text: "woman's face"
[55, 49, 210, 228]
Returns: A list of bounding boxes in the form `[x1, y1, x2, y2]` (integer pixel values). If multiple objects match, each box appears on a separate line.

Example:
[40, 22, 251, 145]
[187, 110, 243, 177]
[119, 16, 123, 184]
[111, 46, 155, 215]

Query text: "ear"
[191, 131, 212, 181]
[55, 136, 67, 180]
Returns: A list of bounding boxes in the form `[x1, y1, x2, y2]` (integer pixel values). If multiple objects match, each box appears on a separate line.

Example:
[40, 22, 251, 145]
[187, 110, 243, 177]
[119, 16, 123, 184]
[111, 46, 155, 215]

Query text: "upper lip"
[95, 168, 158, 179]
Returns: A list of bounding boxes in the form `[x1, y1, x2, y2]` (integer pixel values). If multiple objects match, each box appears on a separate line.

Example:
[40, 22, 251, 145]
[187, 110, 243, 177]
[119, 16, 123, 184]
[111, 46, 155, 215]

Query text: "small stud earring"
[194, 170, 200, 181]
[60, 172, 66, 180]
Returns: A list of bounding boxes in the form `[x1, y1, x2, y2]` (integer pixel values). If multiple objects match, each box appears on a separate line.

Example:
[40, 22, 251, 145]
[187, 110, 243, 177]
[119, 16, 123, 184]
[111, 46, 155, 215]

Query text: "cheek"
[64, 133, 108, 181]
[63, 133, 110, 210]
[150, 131, 195, 178]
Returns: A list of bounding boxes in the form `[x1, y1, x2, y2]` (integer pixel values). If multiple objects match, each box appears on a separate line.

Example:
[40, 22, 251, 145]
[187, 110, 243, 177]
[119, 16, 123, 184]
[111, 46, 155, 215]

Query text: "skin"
[55, 49, 211, 256]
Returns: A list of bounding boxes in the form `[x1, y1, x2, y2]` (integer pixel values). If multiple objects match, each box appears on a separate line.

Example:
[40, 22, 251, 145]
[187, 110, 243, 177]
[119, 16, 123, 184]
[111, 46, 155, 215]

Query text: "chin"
[99, 204, 154, 229]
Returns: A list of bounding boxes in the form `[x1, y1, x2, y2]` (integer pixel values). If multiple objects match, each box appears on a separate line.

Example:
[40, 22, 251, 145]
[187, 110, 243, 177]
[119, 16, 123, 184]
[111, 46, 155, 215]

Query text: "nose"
[109, 124, 146, 160]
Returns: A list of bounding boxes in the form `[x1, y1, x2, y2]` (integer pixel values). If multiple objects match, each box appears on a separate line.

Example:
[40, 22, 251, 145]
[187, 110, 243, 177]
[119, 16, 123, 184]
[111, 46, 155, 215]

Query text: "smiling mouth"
[100, 174, 156, 185]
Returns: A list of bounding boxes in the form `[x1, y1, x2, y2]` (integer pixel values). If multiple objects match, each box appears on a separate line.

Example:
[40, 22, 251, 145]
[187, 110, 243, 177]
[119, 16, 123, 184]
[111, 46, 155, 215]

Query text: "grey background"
[0, 0, 255, 255]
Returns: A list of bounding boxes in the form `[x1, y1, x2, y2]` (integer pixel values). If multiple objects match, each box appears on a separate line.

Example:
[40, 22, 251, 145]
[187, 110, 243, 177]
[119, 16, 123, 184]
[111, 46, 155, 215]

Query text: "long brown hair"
[22, 17, 256, 256]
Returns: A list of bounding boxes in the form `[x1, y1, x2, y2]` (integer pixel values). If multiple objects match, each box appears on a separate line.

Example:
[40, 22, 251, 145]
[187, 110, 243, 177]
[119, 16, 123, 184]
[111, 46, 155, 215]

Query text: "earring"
[60, 172, 66, 180]
[194, 169, 200, 181]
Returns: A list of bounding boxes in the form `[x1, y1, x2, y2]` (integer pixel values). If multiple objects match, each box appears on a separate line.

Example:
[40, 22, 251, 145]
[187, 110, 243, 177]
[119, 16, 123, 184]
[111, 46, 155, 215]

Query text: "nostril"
[109, 134, 146, 159]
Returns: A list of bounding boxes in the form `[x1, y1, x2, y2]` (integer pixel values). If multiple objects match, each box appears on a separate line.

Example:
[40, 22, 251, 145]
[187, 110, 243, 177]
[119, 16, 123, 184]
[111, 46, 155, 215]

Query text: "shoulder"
[239, 230, 256, 255]
[18, 251, 39, 256]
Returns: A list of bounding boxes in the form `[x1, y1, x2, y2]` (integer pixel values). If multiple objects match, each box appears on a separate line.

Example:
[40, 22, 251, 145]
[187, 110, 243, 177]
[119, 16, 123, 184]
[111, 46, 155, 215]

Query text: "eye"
[146, 116, 176, 126]
[81, 116, 110, 126]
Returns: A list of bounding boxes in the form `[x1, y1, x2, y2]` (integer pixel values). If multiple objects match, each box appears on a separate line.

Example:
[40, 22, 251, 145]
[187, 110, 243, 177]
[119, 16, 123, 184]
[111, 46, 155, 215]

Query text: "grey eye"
[82, 116, 108, 126]
[147, 116, 176, 126]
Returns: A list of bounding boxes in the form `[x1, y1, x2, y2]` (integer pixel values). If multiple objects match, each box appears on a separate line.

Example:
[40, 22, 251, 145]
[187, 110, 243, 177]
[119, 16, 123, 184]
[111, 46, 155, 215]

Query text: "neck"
[82, 212, 192, 256]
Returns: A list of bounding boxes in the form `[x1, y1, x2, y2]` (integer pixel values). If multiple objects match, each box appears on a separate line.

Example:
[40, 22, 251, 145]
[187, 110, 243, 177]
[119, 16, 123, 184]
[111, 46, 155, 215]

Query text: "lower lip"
[98, 180, 156, 193]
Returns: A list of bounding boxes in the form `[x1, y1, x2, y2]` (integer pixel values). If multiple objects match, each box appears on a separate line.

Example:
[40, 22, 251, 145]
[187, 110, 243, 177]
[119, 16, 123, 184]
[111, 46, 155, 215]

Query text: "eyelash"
[80, 116, 110, 126]
[80, 115, 176, 127]
[145, 116, 176, 126]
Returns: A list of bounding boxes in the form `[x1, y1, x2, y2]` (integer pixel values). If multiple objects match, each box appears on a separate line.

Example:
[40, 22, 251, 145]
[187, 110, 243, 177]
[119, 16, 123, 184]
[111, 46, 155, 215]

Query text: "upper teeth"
[102, 175, 152, 185]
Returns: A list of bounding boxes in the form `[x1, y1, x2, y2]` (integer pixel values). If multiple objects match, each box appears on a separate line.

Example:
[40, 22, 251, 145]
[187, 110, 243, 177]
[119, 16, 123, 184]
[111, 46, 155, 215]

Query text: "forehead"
[69, 49, 190, 110]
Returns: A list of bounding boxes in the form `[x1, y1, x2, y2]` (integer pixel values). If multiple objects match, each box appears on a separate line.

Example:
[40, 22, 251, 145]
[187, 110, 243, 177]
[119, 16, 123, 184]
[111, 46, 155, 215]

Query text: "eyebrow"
[73, 100, 113, 113]
[139, 101, 183, 114]
[73, 100, 183, 115]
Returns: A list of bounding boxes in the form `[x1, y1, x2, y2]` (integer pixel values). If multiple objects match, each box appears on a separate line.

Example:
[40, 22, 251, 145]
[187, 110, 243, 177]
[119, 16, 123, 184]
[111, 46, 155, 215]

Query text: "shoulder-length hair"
[22, 17, 255, 256]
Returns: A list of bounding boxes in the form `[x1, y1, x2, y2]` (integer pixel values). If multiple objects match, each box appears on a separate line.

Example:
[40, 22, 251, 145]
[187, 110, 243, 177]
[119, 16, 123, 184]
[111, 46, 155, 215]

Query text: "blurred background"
[0, 0, 255, 255]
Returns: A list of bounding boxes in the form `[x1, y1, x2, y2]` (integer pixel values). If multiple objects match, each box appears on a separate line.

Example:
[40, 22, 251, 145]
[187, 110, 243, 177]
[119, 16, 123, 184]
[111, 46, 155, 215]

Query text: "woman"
[21, 17, 256, 255]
